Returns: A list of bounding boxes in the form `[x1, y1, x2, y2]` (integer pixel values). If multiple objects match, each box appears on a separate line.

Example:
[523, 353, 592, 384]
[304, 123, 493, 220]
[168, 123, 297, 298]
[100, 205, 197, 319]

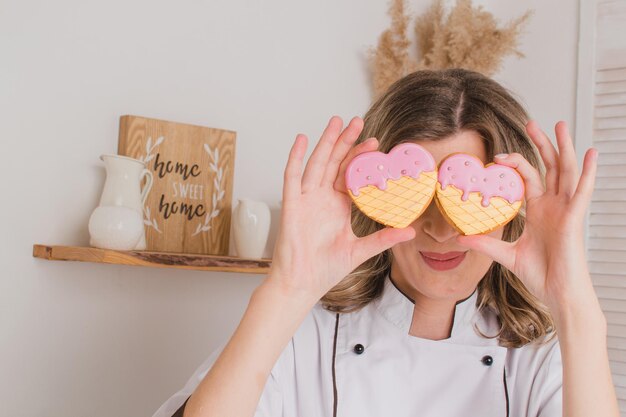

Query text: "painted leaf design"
[146, 137, 152, 154]
[204, 144, 213, 161]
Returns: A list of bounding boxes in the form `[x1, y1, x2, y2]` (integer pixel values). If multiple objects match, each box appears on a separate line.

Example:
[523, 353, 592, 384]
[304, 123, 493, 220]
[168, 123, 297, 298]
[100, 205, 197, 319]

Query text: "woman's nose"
[419, 200, 459, 243]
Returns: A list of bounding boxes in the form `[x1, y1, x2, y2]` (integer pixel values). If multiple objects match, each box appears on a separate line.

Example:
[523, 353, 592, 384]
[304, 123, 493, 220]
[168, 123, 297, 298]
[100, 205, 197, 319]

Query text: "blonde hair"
[320, 68, 554, 348]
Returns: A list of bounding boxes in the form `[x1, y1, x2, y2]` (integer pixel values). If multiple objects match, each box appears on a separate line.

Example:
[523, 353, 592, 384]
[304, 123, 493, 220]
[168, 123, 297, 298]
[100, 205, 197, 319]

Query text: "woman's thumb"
[351, 226, 415, 267]
[456, 234, 514, 271]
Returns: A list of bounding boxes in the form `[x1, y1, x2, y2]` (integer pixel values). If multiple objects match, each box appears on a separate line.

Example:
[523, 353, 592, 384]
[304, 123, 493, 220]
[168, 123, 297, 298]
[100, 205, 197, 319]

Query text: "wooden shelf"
[32, 244, 271, 274]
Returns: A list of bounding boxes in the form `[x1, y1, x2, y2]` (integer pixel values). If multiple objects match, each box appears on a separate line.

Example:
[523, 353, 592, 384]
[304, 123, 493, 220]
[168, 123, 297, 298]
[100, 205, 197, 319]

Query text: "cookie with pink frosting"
[345, 142, 437, 228]
[435, 153, 525, 235]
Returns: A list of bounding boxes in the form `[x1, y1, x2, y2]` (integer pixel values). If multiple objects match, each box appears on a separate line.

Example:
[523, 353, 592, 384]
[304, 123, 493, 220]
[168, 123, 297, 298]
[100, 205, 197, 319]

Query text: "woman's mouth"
[419, 251, 467, 271]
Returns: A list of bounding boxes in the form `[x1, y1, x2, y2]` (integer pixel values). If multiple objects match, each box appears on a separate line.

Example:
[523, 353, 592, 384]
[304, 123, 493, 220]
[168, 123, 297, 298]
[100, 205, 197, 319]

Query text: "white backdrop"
[0, 0, 579, 415]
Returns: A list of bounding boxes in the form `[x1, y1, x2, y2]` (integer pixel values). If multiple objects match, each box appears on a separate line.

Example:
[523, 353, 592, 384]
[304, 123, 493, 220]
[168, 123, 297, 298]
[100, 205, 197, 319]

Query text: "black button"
[353, 344, 365, 354]
[481, 355, 493, 366]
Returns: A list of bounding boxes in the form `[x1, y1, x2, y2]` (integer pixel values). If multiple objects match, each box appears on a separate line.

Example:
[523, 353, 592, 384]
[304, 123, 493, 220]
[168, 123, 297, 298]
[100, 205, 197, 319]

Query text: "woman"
[153, 69, 618, 417]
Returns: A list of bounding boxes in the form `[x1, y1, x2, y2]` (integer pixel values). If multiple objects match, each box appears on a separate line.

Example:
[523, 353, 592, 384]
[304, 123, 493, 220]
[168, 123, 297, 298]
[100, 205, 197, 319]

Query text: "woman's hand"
[458, 121, 618, 417]
[265, 116, 415, 302]
[456, 120, 602, 321]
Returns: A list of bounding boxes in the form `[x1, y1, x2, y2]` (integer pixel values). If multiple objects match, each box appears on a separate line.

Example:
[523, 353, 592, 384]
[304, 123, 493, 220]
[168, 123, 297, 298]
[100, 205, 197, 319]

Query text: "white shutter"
[578, 0, 626, 413]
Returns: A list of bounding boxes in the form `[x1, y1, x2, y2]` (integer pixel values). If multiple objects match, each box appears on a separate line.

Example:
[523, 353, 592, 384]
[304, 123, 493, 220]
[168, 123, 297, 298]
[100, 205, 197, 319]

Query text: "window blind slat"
[596, 93, 626, 106]
[596, 104, 626, 117]
[610, 323, 626, 337]
[597, 49, 626, 71]
[594, 153, 626, 165]
[597, 165, 626, 177]
[610, 360, 626, 375]
[589, 213, 626, 224]
[594, 274, 626, 288]
[600, 287, 626, 301]
[596, 80, 626, 94]
[611, 372, 626, 388]
[597, 67, 626, 83]
[608, 336, 626, 352]
[591, 202, 626, 213]
[597, 0, 626, 19]
[593, 190, 626, 202]
[606, 311, 626, 325]
[600, 299, 626, 313]
[595, 140, 626, 153]
[597, 116, 626, 128]
[590, 239, 626, 251]
[589, 226, 626, 238]
[589, 250, 626, 262]
[594, 128, 626, 141]
[610, 348, 626, 363]
[590, 262, 626, 274]
[595, 177, 626, 189]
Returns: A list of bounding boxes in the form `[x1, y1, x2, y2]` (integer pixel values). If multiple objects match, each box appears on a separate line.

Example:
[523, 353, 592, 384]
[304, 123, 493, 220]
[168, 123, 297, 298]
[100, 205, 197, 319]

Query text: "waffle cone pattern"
[435, 183, 522, 235]
[349, 171, 437, 228]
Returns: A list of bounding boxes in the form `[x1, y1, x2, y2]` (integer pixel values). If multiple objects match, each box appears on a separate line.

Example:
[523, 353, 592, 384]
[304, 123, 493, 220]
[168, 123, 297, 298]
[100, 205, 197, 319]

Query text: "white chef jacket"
[152, 272, 562, 417]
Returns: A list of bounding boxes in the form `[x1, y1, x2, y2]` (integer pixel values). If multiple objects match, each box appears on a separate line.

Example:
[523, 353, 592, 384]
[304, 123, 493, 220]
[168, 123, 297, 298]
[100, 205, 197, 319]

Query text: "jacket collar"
[373, 271, 482, 342]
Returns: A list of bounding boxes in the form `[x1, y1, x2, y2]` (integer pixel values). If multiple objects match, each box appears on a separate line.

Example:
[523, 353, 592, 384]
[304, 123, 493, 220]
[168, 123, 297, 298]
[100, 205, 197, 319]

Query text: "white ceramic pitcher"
[233, 198, 270, 258]
[91, 154, 153, 250]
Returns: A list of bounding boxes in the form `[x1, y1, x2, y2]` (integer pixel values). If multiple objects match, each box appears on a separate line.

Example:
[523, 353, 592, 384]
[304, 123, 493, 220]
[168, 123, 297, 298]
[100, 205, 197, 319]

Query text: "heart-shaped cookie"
[345, 142, 437, 228]
[435, 153, 524, 235]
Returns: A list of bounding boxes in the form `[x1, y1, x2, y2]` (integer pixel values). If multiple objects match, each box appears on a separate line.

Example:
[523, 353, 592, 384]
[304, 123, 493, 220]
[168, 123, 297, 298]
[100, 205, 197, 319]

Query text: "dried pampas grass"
[369, 0, 533, 98]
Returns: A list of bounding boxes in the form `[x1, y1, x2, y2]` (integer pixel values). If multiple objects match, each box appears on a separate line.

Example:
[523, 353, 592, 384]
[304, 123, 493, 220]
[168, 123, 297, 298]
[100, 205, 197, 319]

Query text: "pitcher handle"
[140, 169, 154, 207]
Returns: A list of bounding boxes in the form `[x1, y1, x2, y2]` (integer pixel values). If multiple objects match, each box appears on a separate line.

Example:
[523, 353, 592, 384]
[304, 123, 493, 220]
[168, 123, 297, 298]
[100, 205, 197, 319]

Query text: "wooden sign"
[117, 115, 236, 255]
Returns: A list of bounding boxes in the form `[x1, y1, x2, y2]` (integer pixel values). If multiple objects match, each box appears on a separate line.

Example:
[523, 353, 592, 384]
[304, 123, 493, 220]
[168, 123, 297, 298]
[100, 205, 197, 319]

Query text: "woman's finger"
[493, 152, 544, 202]
[333, 137, 380, 194]
[351, 226, 416, 268]
[456, 234, 516, 272]
[526, 120, 560, 194]
[321, 117, 364, 187]
[282, 134, 308, 202]
[572, 148, 598, 213]
[301, 116, 343, 193]
[554, 121, 579, 198]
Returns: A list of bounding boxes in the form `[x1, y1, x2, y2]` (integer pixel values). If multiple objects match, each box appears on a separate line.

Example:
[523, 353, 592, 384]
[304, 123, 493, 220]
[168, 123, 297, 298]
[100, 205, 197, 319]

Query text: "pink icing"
[345, 142, 436, 196]
[438, 154, 524, 207]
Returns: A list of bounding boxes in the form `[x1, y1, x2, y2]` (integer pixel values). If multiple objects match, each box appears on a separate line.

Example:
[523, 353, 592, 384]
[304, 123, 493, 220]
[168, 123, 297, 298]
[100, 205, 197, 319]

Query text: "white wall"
[0, 0, 579, 415]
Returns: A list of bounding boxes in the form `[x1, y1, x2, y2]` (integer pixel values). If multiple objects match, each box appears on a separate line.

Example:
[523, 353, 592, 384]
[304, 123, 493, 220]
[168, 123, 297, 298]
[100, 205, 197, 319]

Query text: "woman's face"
[390, 130, 503, 302]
